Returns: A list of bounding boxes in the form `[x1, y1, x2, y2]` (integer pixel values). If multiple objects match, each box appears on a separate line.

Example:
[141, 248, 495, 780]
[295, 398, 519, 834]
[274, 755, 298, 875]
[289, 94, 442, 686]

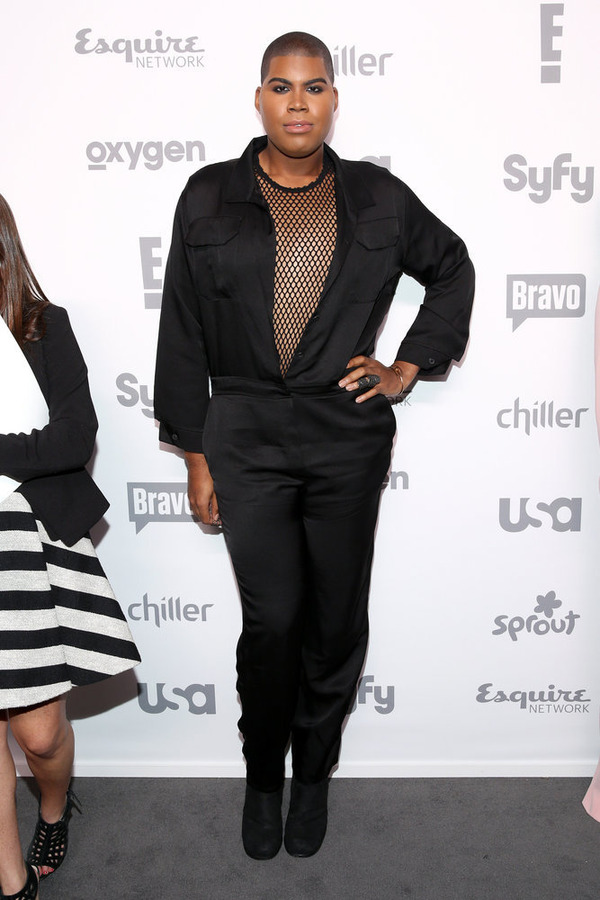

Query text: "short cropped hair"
[260, 32, 335, 84]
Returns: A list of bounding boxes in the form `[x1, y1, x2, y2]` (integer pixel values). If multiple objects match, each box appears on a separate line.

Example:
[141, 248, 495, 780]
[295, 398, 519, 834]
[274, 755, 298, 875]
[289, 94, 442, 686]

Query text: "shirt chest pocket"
[348, 218, 401, 302]
[185, 216, 242, 298]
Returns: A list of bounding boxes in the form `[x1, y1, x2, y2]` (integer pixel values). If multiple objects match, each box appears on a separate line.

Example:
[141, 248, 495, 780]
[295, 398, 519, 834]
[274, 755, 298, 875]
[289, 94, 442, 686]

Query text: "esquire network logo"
[503, 154, 594, 203]
[128, 483, 193, 532]
[492, 590, 579, 641]
[476, 683, 590, 714]
[87, 140, 205, 171]
[506, 274, 585, 331]
[499, 498, 581, 532]
[74, 29, 205, 69]
[138, 683, 216, 714]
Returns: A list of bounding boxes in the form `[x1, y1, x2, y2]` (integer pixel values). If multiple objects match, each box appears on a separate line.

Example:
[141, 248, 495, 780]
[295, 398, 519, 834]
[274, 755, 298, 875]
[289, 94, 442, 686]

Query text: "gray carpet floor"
[15, 777, 599, 899]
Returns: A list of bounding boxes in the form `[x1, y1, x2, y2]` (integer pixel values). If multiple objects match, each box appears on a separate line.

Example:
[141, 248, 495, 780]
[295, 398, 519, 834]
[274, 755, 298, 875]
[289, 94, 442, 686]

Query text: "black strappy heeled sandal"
[2, 861, 39, 900]
[26, 788, 81, 879]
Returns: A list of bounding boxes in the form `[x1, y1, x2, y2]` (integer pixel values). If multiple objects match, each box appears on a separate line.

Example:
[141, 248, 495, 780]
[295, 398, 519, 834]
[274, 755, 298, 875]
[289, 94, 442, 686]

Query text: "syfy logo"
[140, 237, 164, 309]
[138, 683, 216, 715]
[506, 274, 585, 331]
[499, 498, 581, 533]
[503, 154, 594, 203]
[332, 46, 393, 77]
[116, 374, 154, 418]
[497, 398, 588, 435]
[476, 682, 590, 714]
[492, 590, 579, 642]
[87, 140, 205, 171]
[74, 29, 205, 69]
[540, 4, 564, 83]
[350, 675, 395, 715]
[128, 483, 193, 533]
[128, 593, 213, 628]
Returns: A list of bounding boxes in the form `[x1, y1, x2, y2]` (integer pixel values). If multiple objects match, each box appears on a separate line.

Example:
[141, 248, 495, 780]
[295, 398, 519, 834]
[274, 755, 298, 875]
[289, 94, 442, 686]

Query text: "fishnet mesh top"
[255, 154, 337, 376]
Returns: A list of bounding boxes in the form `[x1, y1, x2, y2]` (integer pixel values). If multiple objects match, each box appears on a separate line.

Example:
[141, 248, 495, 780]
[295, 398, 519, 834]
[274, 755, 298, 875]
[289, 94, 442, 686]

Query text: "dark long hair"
[0, 194, 49, 346]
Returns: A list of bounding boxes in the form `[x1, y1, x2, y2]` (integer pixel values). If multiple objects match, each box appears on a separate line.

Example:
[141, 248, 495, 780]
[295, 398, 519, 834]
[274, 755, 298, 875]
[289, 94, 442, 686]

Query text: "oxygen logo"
[140, 237, 164, 309]
[128, 483, 193, 533]
[492, 590, 580, 641]
[332, 46, 393, 76]
[540, 4, 564, 83]
[476, 683, 590, 714]
[503, 154, 594, 203]
[74, 29, 205, 69]
[506, 274, 585, 331]
[497, 398, 588, 433]
[128, 594, 213, 628]
[86, 140, 205, 171]
[350, 675, 395, 715]
[116, 374, 154, 419]
[383, 471, 409, 491]
[499, 497, 581, 532]
[138, 683, 216, 714]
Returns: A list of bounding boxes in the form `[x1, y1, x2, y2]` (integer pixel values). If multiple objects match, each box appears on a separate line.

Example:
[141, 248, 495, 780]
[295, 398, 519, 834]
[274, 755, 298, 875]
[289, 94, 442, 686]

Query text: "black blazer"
[0, 304, 108, 546]
[155, 137, 475, 453]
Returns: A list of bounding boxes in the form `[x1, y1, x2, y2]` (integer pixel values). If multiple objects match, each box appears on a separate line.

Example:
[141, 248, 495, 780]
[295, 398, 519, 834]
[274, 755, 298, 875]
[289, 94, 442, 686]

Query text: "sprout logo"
[492, 591, 580, 642]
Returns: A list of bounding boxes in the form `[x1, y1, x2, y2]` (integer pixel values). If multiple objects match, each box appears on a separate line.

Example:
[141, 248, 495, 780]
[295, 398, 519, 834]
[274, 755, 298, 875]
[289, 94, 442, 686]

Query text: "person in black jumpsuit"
[154, 32, 475, 859]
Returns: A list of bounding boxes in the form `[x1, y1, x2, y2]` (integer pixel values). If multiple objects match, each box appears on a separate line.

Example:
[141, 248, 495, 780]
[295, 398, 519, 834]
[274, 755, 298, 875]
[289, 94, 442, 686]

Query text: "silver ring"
[356, 374, 381, 389]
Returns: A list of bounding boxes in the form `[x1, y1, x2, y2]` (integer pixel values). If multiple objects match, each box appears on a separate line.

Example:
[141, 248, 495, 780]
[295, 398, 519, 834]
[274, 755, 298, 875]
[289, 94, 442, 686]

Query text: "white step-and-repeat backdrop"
[2, 0, 599, 776]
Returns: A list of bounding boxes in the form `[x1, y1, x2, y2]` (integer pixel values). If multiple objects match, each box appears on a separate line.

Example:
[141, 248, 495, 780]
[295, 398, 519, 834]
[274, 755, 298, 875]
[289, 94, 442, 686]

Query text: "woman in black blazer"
[155, 32, 474, 861]
[0, 194, 139, 900]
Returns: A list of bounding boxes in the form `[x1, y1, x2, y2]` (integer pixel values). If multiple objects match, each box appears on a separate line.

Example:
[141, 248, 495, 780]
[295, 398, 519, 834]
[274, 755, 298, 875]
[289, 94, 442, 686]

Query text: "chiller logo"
[492, 590, 580, 641]
[116, 374, 154, 418]
[498, 497, 581, 532]
[506, 274, 585, 331]
[128, 483, 193, 533]
[128, 594, 214, 628]
[350, 675, 395, 715]
[74, 28, 205, 69]
[497, 398, 588, 434]
[86, 140, 205, 171]
[332, 46, 393, 77]
[138, 683, 216, 714]
[503, 154, 594, 203]
[476, 683, 590, 714]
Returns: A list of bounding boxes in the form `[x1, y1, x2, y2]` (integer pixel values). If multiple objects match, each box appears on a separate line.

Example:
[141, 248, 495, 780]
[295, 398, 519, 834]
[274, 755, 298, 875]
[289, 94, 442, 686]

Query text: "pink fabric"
[583, 759, 600, 821]
[586, 293, 600, 822]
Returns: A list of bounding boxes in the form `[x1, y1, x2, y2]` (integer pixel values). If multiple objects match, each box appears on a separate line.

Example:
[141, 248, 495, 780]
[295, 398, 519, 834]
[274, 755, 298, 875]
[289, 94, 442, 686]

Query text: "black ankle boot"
[242, 784, 283, 859]
[284, 777, 329, 857]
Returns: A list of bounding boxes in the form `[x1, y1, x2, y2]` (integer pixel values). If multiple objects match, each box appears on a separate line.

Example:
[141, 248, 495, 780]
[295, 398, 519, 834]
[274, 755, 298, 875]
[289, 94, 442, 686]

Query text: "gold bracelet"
[390, 364, 405, 395]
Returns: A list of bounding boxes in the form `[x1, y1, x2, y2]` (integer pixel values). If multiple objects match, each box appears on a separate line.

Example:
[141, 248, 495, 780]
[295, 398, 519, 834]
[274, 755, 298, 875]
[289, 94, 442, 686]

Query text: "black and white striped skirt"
[0, 491, 140, 710]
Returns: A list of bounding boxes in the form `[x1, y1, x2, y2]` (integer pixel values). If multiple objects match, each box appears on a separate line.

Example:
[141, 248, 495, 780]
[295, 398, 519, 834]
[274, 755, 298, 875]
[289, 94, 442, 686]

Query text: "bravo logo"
[507, 274, 585, 331]
[128, 483, 193, 532]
